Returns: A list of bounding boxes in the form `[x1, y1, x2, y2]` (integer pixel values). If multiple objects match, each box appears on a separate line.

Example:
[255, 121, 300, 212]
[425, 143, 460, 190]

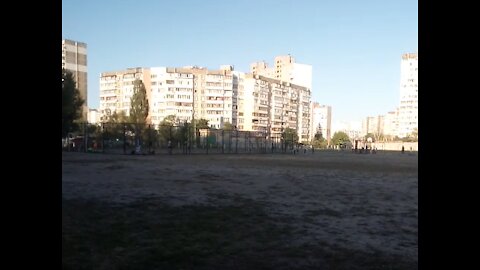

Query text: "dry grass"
[62, 151, 417, 269]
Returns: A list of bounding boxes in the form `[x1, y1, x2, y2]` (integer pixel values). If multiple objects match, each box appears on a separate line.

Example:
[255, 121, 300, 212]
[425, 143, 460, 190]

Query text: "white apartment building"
[149, 67, 194, 126]
[87, 109, 102, 124]
[62, 39, 88, 119]
[362, 115, 385, 140]
[99, 67, 151, 122]
[203, 66, 237, 129]
[383, 109, 399, 139]
[397, 53, 418, 138]
[311, 103, 332, 143]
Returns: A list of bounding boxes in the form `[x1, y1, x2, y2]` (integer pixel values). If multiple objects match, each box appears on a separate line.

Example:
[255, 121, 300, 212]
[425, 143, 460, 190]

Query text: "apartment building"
[99, 59, 311, 139]
[383, 109, 399, 139]
[100, 65, 239, 128]
[397, 53, 418, 138]
[239, 74, 311, 141]
[148, 67, 194, 126]
[251, 55, 312, 89]
[99, 67, 151, 122]
[311, 103, 332, 144]
[362, 115, 385, 138]
[87, 109, 102, 124]
[62, 39, 88, 119]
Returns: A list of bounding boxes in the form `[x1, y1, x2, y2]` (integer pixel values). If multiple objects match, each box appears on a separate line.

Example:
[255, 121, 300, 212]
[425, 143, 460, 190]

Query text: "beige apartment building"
[62, 39, 88, 120]
[250, 55, 312, 89]
[99, 58, 311, 141]
[99, 67, 151, 122]
[239, 74, 311, 142]
[100, 65, 238, 128]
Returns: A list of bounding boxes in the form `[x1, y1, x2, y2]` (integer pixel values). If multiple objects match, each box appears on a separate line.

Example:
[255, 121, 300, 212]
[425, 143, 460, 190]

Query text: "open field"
[62, 151, 418, 270]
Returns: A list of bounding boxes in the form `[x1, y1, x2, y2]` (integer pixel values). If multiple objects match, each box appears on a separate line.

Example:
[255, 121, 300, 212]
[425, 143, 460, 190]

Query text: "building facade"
[239, 74, 311, 141]
[250, 55, 312, 89]
[87, 109, 102, 124]
[99, 67, 151, 122]
[397, 53, 418, 138]
[383, 109, 399, 139]
[99, 59, 311, 141]
[311, 103, 332, 144]
[62, 39, 88, 119]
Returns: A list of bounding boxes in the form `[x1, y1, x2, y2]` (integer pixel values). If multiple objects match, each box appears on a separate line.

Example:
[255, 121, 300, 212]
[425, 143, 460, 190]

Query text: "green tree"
[282, 128, 299, 143]
[104, 110, 128, 123]
[194, 118, 209, 129]
[223, 122, 234, 131]
[62, 69, 84, 138]
[331, 131, 350, 146]
[312, 131, 327, 148]
[158, 115, 177, 144]
[314, 130, 324, 141]
[129, 79, 149, 124]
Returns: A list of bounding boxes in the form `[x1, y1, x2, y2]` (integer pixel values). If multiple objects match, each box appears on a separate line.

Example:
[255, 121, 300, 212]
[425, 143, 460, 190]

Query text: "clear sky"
[62, 0, 417, 124]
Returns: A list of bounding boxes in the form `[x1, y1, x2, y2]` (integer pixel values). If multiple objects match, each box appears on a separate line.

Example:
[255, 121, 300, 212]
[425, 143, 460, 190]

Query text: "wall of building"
[398, 53, 418, 138]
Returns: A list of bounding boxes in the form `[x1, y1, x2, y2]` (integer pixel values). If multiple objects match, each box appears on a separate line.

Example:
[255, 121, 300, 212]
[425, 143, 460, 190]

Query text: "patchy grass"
[63, 195, 417, 270]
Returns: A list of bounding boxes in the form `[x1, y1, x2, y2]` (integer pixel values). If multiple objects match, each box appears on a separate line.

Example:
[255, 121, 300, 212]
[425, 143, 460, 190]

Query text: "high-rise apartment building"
[62, 39, 88, 120]
[311, 103, 332, 144]
[99, 67, 151, 122]
[383, 109, 399, 139]
[397, 53, 418, 138]
[100, 66, 238, 128]
[239, 74, 311, 141]
[99, 58, 311, 141]
[362, 115, 385, 139]
[250, 55, 312, 89]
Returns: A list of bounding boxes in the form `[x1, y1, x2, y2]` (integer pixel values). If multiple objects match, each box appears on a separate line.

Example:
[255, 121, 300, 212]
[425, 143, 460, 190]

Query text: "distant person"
[401, 146, 405, 154]
[168, 140, 172, 155]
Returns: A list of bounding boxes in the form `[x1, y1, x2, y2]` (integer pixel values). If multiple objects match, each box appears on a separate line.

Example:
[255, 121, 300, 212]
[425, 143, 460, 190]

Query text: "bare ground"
[62, 150, 418, 270]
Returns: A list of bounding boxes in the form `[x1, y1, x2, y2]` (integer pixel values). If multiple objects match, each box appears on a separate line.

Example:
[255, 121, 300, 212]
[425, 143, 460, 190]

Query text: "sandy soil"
[62, 150, 417, 269]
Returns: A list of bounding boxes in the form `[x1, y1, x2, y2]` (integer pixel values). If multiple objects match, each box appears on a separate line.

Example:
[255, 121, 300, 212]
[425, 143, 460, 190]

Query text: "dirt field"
[62, 150, 418, 270]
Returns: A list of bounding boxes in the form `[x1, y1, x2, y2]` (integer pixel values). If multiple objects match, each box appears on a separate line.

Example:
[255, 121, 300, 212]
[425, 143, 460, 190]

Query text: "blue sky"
[62, 0, 417, 123]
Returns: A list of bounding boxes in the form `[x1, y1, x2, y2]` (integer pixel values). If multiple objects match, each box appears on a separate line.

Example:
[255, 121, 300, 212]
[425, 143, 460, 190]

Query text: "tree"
[62, 69, 84, 138]
[194, 118, 209, 129]
[127, 79, 149, 151]
[223, 122, 234, 131]
[158, 115, 177, 144]
[104, 110, 128, 123]
[129, 79, 149, 124]
[331, 131, 350, 146]
[282, 128, 299, 143]
[314, 130, 324, 141]
[312, 131, 327, 148]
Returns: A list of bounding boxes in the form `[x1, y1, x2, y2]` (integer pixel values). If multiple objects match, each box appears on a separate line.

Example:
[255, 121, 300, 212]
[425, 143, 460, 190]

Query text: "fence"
[62, 122, 299, 155]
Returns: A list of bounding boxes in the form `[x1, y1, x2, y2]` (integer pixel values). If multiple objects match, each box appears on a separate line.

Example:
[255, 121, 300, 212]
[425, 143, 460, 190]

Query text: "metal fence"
[62, 122, 299, 155]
